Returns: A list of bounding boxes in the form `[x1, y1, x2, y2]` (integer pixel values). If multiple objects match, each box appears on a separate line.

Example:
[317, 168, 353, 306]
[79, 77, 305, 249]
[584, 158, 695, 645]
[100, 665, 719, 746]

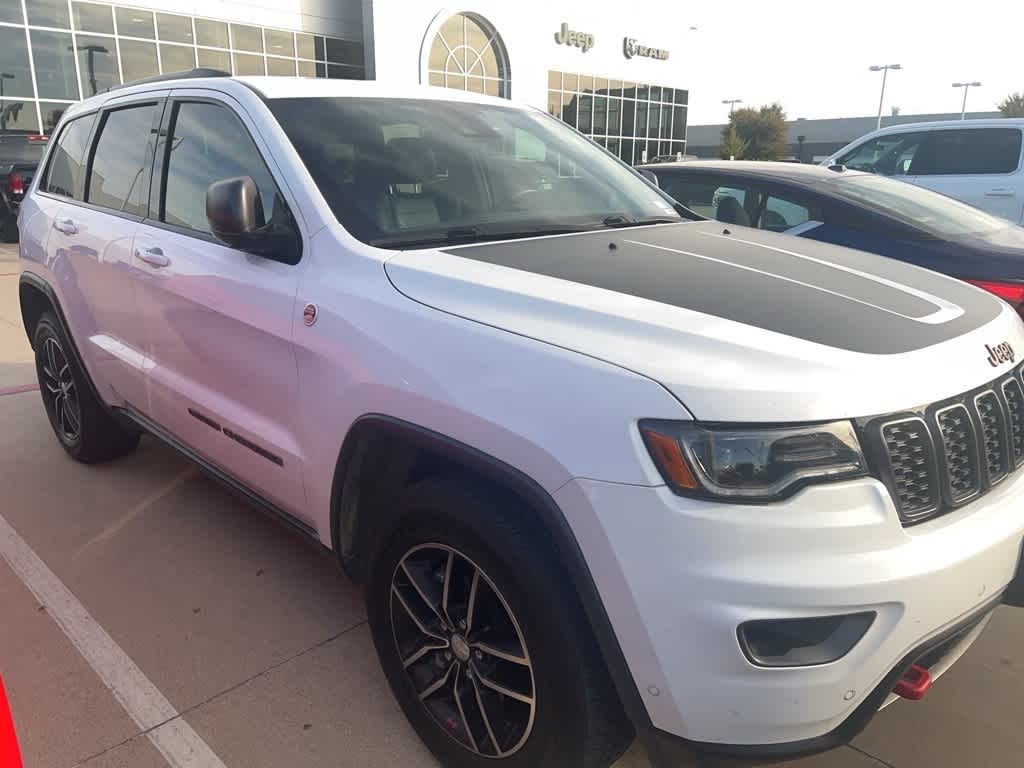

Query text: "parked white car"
[825, 119, 1024, 223]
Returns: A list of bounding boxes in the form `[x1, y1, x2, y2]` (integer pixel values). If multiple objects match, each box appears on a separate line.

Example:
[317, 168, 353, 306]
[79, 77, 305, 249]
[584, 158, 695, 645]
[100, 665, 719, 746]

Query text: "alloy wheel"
[390, 543, 536, 758]
[40, 336, 81, 442]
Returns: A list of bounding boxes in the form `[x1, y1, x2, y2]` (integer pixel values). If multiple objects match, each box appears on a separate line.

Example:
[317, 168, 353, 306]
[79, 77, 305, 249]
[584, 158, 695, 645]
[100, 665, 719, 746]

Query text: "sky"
[652, 0, 1023, 126]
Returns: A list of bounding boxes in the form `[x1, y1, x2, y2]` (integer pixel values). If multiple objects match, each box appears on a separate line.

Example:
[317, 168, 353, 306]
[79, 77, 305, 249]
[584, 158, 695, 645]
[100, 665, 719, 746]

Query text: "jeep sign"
[555, 22, 595, 53]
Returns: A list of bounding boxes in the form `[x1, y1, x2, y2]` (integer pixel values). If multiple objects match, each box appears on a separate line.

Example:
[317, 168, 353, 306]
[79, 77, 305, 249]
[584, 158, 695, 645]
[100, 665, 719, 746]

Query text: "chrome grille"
[975, 391, 1008, 484]
[1003, 377, 1024, 465]
[868, 363, 1023, 526]
[881, 419, 938, 520]
[936, 404, 980, 502]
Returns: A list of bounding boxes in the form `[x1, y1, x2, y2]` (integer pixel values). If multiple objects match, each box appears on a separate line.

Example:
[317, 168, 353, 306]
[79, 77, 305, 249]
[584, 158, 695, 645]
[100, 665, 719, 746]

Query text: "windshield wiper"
[601, 214, 681, 228]
[369, 223, 595, 249]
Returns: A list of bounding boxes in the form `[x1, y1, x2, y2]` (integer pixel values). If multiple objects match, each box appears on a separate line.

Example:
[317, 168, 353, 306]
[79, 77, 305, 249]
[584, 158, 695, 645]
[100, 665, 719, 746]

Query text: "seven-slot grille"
[867, 363, 1024, 526]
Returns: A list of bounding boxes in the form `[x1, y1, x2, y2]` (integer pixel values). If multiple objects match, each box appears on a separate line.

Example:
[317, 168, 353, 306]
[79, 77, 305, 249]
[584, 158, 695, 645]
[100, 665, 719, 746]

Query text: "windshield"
[825, 174, 1011, 239]
[268, 97, 687, 247]
[0, 136, 47, 164]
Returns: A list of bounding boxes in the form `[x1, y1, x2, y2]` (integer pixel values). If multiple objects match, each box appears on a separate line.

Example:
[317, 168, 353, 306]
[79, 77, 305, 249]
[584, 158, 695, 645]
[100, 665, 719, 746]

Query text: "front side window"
[909, 128, 1023, 176]
[44, 114, 95, 199]
[269, 97, 687, 247]
[87, 103, 158, 215]
[838, 132, 923, 176]
[761, 195, 812, 232]
[160, 101, 284, 235]
[825, 174, 1010, 238]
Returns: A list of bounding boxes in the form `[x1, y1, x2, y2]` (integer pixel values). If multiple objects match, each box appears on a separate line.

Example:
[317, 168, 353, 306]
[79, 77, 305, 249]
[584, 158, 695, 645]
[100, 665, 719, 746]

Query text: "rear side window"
[87, 103, 159, 216]
[159, 101, 284, 235]
[760, 195, 812, 232]
[43, 116, 94, 199]
[909, 128, 1023, 175]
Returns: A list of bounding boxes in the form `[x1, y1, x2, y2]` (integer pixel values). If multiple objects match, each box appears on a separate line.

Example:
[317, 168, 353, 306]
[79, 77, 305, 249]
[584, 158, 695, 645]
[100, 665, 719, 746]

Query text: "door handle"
[135, 246, 170, 268]
[985, 189, 1016, 198]
[52, 217, 78, 235]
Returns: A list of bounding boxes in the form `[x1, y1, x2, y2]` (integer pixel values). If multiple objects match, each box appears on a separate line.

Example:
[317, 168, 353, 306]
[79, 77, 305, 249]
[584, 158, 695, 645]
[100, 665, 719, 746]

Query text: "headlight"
[639, 420, 867, 501]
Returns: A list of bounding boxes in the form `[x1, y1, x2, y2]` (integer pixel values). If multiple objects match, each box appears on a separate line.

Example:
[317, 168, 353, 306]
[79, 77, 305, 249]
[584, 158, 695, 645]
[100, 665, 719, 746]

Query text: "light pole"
[69, 44, 109, 97]
[952, 81, 982, 119]
[0, 73, 13, 131]
[869, 64, 901, 130]
[722, 99, 741, 116]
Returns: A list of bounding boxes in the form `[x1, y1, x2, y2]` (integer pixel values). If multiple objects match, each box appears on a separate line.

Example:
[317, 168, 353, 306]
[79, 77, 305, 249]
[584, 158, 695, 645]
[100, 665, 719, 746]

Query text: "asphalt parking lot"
[1, 241, 1023, 768]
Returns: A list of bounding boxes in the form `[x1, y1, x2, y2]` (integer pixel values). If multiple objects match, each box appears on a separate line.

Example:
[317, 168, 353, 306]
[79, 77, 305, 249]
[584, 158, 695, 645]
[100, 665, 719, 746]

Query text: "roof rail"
[108, 68, 231, 92]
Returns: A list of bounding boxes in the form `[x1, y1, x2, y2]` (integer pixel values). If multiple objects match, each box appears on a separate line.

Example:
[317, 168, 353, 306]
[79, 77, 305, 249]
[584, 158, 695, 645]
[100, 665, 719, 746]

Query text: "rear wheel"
[368, 477, 632, 768]
[33, 312, 139, 462]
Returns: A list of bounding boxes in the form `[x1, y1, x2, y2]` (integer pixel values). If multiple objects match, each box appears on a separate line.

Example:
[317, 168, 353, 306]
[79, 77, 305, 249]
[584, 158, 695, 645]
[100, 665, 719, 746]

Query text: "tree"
[999, 92, 1024, 117]
[721, 103, 787, 161]
[719, 125, 748, 160]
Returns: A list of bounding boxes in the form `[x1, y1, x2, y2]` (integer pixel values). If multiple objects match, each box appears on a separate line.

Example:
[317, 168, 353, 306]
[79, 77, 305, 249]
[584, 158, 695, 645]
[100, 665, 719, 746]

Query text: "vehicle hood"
[384, 221, 1024, 422]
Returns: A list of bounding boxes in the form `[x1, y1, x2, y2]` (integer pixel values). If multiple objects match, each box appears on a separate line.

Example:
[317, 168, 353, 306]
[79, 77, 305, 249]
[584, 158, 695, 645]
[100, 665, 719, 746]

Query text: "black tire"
[368, 476, 633, 768]
[33, 312, 139, 463]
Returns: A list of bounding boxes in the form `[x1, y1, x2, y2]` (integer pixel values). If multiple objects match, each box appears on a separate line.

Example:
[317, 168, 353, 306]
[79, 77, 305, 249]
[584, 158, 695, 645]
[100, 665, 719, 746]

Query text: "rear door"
[906, 127, 1024, 221]
[131, 91, 308, 517]
[38, 95, 163, 410]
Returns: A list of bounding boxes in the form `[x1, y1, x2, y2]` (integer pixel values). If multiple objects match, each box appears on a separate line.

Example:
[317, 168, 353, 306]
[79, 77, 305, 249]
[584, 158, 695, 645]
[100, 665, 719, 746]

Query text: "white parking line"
[0, 512, 229, 768]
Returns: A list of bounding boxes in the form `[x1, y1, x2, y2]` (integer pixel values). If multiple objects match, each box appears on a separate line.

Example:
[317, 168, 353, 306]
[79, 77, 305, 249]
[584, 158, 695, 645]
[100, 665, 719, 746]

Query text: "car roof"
[641, 160, 870, 182]
[865, 118, 1024, 134]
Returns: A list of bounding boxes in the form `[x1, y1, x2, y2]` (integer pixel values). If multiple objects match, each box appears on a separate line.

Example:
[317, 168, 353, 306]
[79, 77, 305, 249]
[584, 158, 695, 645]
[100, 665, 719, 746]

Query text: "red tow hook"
[893, 664, 932, 700]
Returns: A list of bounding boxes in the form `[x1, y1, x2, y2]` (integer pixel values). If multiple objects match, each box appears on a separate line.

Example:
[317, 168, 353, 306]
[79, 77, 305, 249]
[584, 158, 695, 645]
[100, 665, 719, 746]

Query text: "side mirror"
[206, 176, 266, 249]
[206, 176, 300, 264]
[639, 169, 660, 188]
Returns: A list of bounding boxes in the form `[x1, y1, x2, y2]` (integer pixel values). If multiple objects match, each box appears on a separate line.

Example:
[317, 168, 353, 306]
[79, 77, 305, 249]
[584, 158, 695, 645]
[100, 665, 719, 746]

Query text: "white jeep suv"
[17, 71, 1024, 768]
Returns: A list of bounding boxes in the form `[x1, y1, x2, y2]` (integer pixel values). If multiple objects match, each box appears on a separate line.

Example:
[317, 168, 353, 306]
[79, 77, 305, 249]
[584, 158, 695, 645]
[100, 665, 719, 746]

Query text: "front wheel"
[368, 477, 632, 768]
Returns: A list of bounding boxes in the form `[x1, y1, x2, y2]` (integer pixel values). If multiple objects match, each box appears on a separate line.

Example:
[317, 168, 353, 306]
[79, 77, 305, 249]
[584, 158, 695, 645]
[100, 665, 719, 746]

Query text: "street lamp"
[952, 81, 982, 120]
[69, 44, 109, 97]
[0, 73, 13, 132]
[722, 98, 741, 115]
[869, 64, 902, 130]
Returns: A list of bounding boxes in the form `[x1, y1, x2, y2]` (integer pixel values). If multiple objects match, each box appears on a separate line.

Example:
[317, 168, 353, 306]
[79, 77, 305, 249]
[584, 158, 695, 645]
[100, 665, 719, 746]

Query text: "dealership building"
[0, 0, 688, 165]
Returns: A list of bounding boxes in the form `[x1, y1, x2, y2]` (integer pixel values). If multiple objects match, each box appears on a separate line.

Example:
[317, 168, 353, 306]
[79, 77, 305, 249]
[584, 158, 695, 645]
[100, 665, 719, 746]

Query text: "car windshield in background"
[0, 136, 47, 163]
[826, 174, 1011, 239]
[268, 97, 686, 247]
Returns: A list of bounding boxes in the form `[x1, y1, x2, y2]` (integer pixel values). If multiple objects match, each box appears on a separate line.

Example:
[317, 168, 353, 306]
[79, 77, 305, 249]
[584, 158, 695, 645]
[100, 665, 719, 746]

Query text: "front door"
[132, 94, 308, 517]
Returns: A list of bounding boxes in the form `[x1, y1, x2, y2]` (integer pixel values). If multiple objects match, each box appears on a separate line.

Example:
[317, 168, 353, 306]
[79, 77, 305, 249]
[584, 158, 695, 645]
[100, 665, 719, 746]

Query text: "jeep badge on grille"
[985, 342, 1015, 367]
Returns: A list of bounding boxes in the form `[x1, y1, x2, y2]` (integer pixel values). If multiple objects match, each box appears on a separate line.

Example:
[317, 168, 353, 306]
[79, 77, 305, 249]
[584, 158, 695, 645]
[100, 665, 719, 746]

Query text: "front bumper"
[554, 467, 1024, 757]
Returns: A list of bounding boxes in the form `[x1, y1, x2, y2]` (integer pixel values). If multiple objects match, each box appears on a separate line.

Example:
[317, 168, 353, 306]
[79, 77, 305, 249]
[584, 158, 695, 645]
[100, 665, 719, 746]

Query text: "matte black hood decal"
[442, 222, 1001, 354]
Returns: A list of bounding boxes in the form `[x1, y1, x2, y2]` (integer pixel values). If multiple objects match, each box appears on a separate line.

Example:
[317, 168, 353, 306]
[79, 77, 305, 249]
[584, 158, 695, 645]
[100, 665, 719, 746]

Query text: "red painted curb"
[0, 675, 23, 768]
[0, 384, 38, 397]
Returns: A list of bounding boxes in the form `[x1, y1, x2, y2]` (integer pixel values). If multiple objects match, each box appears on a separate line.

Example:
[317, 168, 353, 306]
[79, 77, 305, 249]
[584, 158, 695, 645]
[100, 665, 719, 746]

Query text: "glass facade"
[547, 70, 688, 166]
[0, 0, 365, 135]
[426, 12, 510, 99]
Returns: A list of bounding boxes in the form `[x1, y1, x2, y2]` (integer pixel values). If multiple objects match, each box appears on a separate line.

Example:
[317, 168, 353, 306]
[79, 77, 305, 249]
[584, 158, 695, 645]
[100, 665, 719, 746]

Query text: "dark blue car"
[642, 160, 1024, 317]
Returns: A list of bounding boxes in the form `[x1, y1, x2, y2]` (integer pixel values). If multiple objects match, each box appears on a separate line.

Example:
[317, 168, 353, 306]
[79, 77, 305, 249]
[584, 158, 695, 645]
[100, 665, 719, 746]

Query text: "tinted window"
[160, 101, 283, 235]
[761, 195, 811, 232]
[908, 128, 1023, 176]
[827, 174, 1010, 238]
[838, 132, 923, 176]
[44, 115, 94, 199]
[270, 97, 687, 246]
[87, 104, 158, 215]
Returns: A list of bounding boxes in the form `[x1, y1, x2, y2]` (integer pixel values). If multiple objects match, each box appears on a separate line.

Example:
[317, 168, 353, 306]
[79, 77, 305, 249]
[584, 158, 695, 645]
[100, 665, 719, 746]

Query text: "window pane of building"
[160, 44, 194, 73]
[547, 71, 560, 90]
[672, 106, 685, 140]
[325, 38, 362, 65]
[266, 56, 294, 76]
[577, 95, 592, 132]
[0, 27, 34, 99]
[232, 52, 264, 75]
[230, 24, 262, 53]
[0, 100, 37, 133]
[314, 36, 325, 61]
[563, 73, 578, 91]
[485, 78, 501, 97]
[264, 29, 294, 57]
[73, 2, 113, 34]
[327, 64, 361, 80]
[593, 96, 607, 135]
[76, 35, 120, 97]
[39, 101, 69, 133]
[44, 113, 93, 197]
[195, 18, 228, 48]
[32, 30, 78, 100]
[608, 99, 620, 136]
[198, 48, 230, 71]
[162, 101, 282, 234]
[156, 13, 192, 44]
[28, 0, 70, 29]
[120, 39, 158, 82]
[560, 92, 576, 127]
[295, 33, 315, 60]
[88, 103, 158, 215]
[427, 71, 443, 87]
[296, 59, 316, 78]
[0, 0, 24, 24]
[115, 7, 154, 39]
[315, 62, 325, 78]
